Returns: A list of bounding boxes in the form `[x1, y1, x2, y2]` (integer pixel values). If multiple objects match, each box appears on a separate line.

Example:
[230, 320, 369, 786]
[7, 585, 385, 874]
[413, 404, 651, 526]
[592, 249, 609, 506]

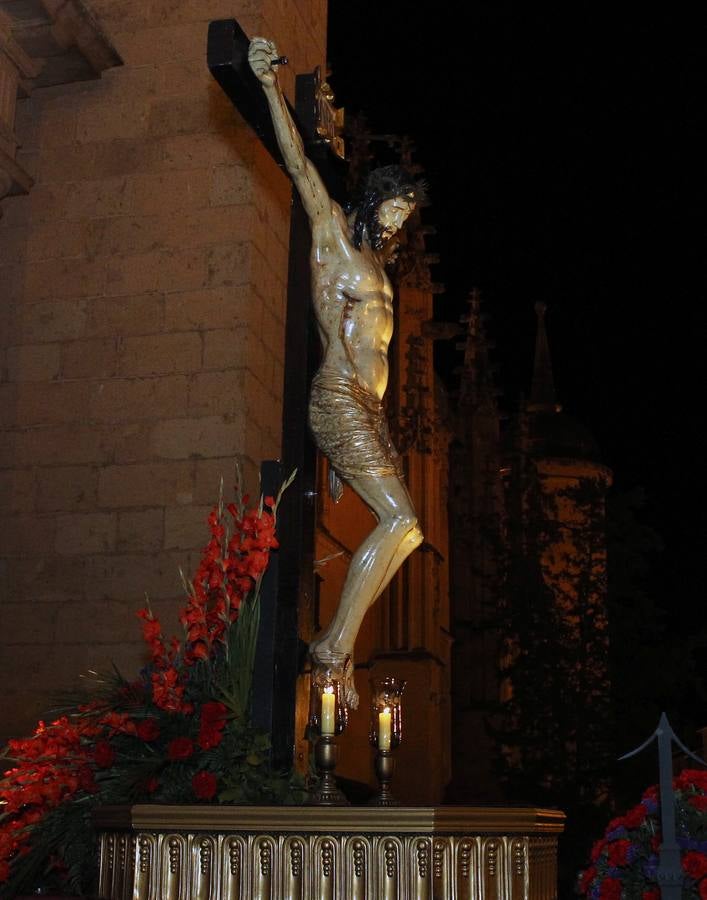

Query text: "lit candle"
[378, 707, 392, 750]
[321, 686, 335, 735]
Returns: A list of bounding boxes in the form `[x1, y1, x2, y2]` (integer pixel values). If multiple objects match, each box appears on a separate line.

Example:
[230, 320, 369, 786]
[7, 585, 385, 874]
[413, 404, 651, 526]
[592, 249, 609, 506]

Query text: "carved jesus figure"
[249, 38, 424, 709]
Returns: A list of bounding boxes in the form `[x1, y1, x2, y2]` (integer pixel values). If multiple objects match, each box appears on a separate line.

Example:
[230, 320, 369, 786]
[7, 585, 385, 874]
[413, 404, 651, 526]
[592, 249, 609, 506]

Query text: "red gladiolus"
[136, 719, 160, 741]
[94, 741, 115, 768]
[151, 667, 187, 713]
[192, 770, 218, 800]
[100, 711, 137, 736]
[167, 737, 194, 761]
[682, 851, 707, 881]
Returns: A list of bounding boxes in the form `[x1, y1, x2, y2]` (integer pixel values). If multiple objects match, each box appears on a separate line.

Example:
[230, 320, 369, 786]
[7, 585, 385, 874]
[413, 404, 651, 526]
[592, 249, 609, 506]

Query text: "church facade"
[0, 0, 326, 741]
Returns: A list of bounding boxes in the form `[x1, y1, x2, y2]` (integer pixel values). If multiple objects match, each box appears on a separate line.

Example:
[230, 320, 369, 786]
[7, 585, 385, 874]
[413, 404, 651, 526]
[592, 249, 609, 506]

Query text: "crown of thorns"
[360, 165, 429, 205]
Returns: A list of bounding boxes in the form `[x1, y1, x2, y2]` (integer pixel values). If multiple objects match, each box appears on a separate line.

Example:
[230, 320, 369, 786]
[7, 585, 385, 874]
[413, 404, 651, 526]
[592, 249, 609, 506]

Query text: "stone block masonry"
[0, 0, 326, 740]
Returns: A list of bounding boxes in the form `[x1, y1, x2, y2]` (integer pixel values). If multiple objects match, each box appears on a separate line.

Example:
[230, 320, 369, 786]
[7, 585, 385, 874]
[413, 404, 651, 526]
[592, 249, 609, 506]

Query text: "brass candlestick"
[309, 734, 349, 806]
[307, 669, 349, 806]
[368, 675, 406, 806]
[371, 747, 399, 806]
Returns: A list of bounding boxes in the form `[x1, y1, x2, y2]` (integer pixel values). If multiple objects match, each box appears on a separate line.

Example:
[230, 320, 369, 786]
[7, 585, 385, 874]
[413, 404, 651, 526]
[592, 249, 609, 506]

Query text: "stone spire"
[528, 302, 562, 413]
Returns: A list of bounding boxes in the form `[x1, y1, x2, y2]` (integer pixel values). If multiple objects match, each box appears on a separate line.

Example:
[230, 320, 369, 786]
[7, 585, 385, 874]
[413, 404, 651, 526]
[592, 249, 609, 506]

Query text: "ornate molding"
[0, 0, 121, 215]
[0, 8, 38, 209]
[95, 804, 564, 899]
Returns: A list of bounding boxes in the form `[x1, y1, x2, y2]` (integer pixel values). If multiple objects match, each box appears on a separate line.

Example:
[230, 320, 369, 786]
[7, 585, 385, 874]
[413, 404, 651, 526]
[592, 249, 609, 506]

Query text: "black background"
[327, 3, 706, 640]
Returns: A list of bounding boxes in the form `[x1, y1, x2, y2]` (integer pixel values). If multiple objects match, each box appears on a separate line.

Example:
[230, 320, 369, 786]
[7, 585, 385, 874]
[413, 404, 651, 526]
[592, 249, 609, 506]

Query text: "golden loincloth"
[308, 369, 403, 481]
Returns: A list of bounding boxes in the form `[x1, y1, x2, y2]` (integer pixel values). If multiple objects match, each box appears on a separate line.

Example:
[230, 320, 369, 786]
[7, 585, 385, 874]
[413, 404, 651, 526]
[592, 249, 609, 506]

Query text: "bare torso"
[249, 36, 425, 710]
[311, 205, 393, 399]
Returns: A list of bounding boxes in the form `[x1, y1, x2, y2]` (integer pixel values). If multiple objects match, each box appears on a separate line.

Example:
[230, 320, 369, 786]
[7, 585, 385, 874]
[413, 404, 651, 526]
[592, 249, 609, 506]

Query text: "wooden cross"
[207, 19, 345, 767]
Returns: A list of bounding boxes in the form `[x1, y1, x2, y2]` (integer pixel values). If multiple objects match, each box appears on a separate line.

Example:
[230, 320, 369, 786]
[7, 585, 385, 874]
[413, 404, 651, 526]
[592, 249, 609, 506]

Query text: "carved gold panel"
[94, 805, 564, 900]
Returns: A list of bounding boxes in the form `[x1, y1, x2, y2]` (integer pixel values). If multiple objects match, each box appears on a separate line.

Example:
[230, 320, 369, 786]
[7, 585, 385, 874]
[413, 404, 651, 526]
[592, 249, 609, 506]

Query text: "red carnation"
[675, 769, 707, 792]
[192, 770, 218, 800]
[690, 794, 707, 811]
[579, 866, 597, 893]
[94, 740, 115, 768]
[590, 839, 607, 862]
[607, 839, 631, 867]
[682, 851, 707, 881]
[198, 724, 224, 750]
[699, 878, 707, 900]
[623, 804, 648, 828]
[201, 701, 227, 723]
[642, 890, 660, 900]
[167, 737, 194, 760]
[136, 718, 160, 741]
[145, 777, 159, 794]
[599, 877, 622, 900]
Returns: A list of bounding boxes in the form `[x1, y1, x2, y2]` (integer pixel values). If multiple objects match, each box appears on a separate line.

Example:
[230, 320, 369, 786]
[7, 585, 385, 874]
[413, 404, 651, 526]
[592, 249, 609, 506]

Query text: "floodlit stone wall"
[0, 0, 326, 740]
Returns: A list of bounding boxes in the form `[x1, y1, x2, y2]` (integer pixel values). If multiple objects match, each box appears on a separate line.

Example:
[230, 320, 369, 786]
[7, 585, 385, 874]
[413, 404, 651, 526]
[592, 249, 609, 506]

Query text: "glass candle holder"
[306, 668, 349, 806]
[308, 669, 348, 737]
[369, 676, 405, 750]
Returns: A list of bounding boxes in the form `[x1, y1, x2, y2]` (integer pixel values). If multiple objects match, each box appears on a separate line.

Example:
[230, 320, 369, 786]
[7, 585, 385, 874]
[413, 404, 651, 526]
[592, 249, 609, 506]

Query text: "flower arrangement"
[579, 769, 707, 899]
[0, 471, 302, 898]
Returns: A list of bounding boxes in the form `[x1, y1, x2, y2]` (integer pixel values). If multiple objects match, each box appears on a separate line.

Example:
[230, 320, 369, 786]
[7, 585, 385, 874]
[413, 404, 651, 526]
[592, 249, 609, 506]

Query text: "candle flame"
[324, 685, 334, 694]
[383, 706, 391, 714]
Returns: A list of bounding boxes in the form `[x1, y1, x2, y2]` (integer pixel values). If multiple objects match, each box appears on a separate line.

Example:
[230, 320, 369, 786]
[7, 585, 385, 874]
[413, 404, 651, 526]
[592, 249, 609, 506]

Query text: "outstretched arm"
[248, 37, 330, 223]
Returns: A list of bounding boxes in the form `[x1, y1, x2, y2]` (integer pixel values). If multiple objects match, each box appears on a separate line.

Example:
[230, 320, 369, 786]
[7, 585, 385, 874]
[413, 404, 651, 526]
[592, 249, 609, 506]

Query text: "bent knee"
[390, 512, 422, 538]
[409, 523, 424, 549]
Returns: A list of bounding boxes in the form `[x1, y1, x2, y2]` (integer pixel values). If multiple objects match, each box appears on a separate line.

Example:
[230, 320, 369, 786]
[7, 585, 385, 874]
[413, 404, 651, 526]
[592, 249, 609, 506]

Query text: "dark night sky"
[327, 5, 706, 618]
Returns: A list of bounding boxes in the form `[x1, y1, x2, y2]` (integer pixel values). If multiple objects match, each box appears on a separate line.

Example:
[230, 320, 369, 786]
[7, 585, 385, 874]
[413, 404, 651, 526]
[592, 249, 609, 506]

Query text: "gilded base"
[94, 804, 565, 899]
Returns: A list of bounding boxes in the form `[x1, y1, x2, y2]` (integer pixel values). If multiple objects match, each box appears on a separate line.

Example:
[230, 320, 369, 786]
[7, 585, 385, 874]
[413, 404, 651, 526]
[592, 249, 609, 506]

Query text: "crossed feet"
[309, 635, 359, 710]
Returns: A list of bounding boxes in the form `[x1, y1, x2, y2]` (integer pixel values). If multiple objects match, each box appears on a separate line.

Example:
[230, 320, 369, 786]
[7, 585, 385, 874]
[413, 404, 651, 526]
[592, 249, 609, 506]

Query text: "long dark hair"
[351, 165, 428, 250]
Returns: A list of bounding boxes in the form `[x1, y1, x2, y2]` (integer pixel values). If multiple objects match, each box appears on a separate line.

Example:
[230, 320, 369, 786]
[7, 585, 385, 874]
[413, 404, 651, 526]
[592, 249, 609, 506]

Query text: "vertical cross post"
[208, 21, 345, 768]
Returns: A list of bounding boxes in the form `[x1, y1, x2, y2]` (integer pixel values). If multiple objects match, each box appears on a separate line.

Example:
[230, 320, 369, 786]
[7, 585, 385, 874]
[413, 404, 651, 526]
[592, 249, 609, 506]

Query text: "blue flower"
[606, 866, 622, 878]
[643, 856, 658, 880]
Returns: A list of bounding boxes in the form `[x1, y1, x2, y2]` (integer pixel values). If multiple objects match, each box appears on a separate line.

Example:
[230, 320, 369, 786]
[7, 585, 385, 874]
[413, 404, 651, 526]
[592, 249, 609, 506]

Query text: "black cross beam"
[207, 18, 345, 188]
[207, 19, 291, 169]
[208, 19, 345, 768]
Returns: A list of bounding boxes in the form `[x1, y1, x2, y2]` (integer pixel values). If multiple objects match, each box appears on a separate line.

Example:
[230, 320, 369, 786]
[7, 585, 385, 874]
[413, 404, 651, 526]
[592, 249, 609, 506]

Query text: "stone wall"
[0, 0, 326, 741]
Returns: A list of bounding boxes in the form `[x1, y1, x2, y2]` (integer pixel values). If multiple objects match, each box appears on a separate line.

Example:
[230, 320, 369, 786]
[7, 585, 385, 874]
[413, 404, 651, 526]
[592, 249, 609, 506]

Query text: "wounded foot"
[309, 639, 359, 710]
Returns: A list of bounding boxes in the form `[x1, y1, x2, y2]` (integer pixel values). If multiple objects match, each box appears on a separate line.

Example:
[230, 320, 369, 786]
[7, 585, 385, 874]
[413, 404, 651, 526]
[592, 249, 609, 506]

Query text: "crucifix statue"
[248, 38, 425, 710]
